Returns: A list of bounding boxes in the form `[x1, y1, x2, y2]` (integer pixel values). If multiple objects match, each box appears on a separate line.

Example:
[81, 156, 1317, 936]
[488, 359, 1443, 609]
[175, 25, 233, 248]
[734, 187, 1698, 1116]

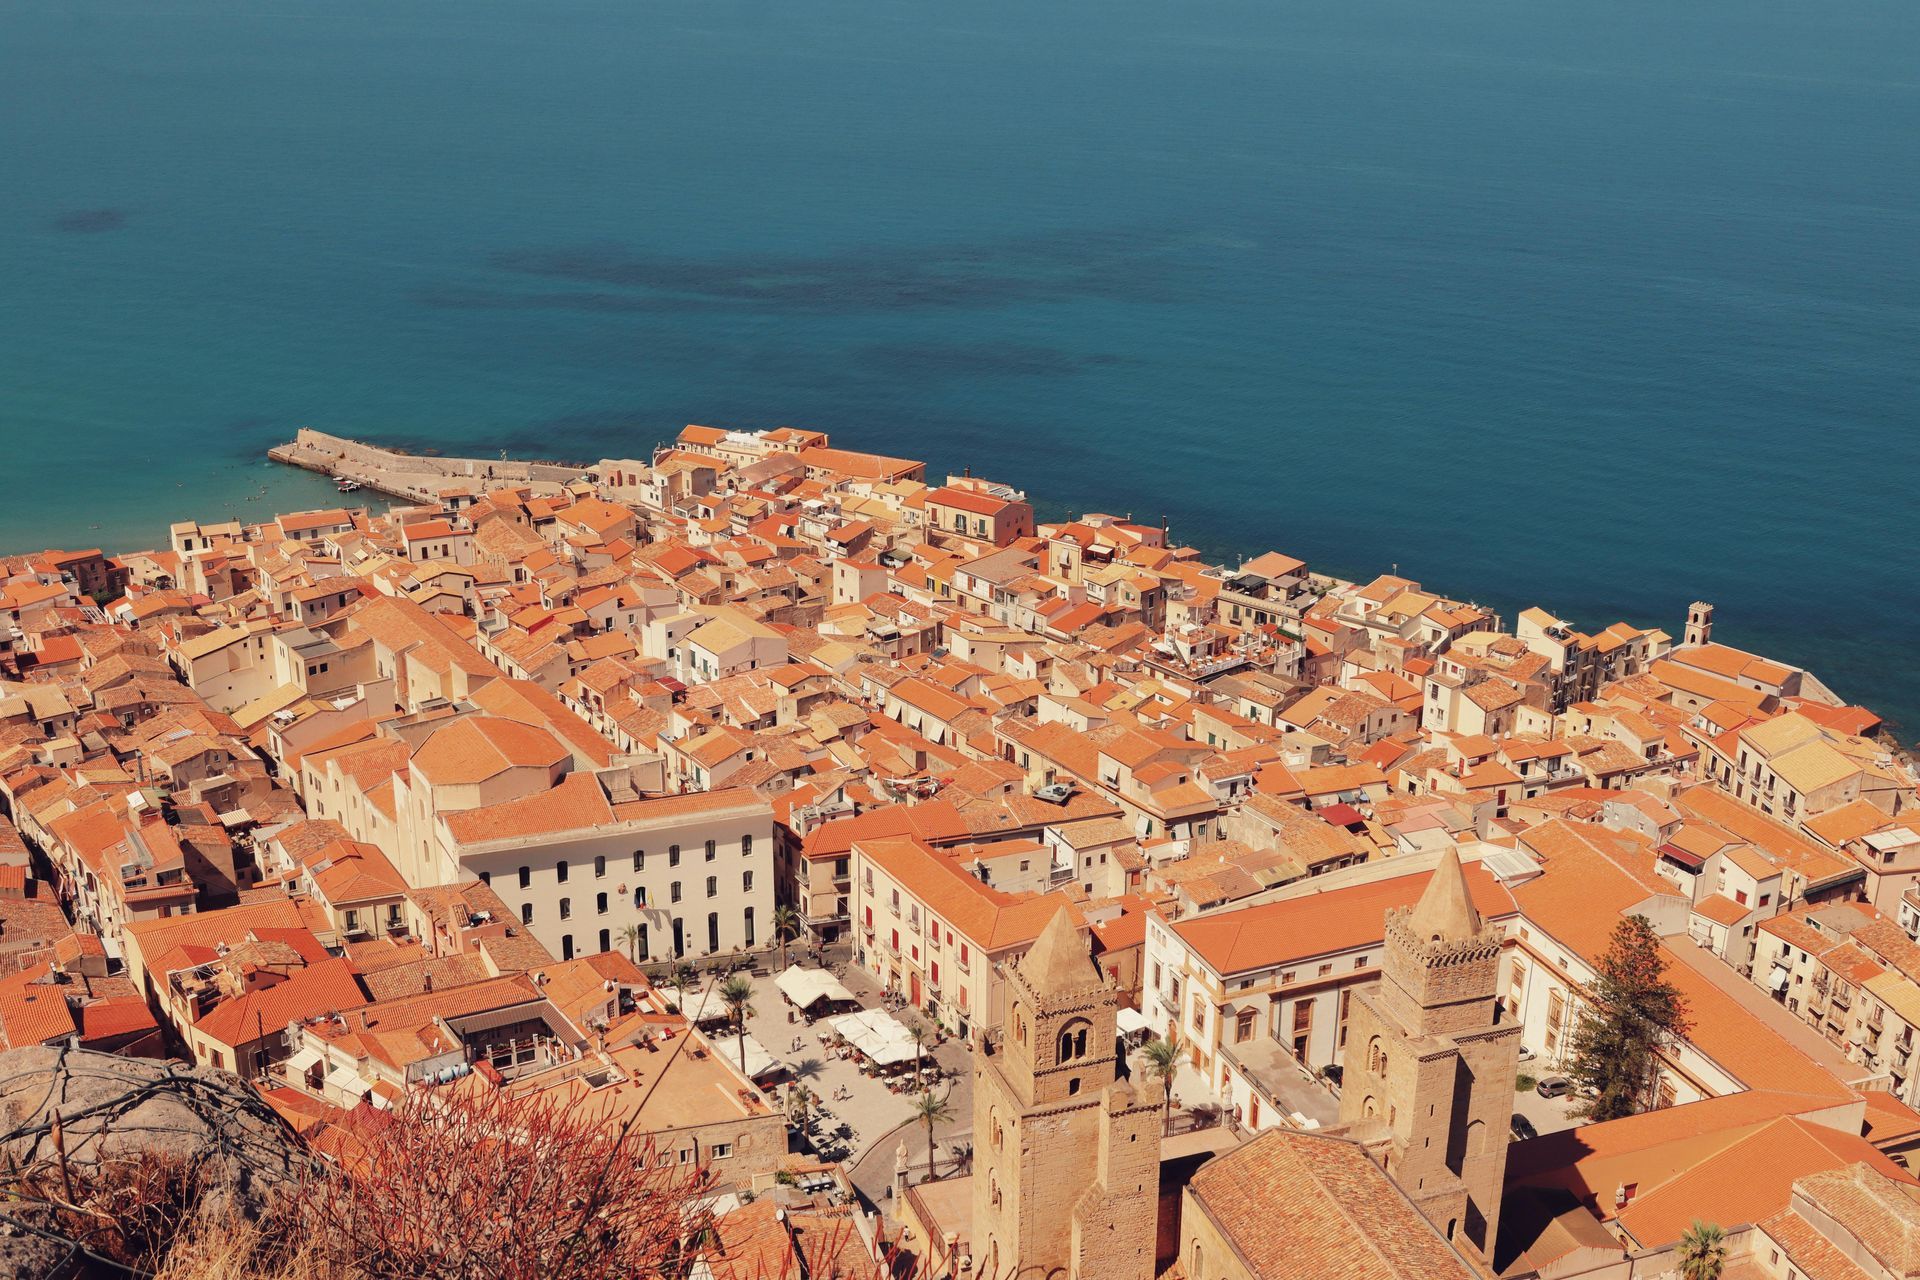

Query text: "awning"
[1116, 1007, 1152, 1036]
[1657, 843, 1706, 872]
[326, 1065, 372, 1099]
[283, 1046, 323, 1075]
[775, 966, 855, 1009]
[706, 1032, 780, 1079]
[1769, 967, 1791, 992]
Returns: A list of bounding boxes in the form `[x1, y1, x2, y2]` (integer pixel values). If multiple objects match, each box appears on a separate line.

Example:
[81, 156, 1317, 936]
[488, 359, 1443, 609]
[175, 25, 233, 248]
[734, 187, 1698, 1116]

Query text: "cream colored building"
[387, 713, 774, 963]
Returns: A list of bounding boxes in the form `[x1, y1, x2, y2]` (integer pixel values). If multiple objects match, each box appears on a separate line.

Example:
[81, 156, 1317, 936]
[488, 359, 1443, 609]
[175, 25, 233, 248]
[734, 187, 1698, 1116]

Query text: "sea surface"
[4, 0, 1918, 734]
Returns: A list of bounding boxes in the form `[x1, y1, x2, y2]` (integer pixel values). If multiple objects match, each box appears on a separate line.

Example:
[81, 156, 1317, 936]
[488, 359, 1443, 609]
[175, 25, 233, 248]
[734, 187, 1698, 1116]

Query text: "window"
[1235, 1009, 1255, 1042]
[705, 840, 717, 861]
[521, 903, 533, 925]
[478, 871, 491, 887]
[669, 845, 681, 867]
[742, 870, 754, 892]
[706, 876, 718, 898]
[742, 835, 753, 856]
[557, 861, 569, 884]
[597, 892, 608, 915]
[518, 866, 531, 890]
[595, 855, 607, 878]
[561, 935, 575, 960]
[1318, 963, 1333, 978]
[559, 898, 571, 920]
[634, 887, 647, 908]
[633, 850, 645, 871]
[670, 882, 682, 903]
[744, 907, 755, 948]
[709, 1143, 733, 1159]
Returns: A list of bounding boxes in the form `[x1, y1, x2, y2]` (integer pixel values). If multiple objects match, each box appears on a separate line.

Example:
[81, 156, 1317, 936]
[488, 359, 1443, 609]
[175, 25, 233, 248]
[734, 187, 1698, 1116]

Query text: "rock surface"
[0, 1045, 311, 1278]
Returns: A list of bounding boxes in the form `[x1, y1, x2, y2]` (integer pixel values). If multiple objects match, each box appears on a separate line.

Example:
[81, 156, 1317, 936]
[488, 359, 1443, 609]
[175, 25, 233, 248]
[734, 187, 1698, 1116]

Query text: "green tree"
[1677, 1221, 1727, 1280]
[771, 905, 801, 971]
[1566, 915, 1690, 1122]
[1141, 1035, 1182, 1134]
[912, 1090, 953, 1182]
[721, 975, 757, 1078]
[905, 1015, 928, 1089]
[617, 923, 642, 964]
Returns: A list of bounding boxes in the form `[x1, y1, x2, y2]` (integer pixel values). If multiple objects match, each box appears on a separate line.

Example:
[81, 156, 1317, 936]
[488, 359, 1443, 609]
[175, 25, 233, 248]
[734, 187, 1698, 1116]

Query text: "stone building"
[1337, 846, 1520, 1263]
[970, 908, 1162, 1280]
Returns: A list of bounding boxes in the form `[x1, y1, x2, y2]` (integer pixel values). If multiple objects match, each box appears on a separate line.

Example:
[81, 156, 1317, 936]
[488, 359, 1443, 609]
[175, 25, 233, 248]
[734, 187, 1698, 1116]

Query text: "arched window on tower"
[1057, 1018, 1091, 1062]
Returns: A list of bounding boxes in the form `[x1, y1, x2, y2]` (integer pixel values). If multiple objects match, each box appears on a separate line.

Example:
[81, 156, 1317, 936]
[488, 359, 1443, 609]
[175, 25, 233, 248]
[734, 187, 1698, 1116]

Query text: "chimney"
[424, 971, 434, 993]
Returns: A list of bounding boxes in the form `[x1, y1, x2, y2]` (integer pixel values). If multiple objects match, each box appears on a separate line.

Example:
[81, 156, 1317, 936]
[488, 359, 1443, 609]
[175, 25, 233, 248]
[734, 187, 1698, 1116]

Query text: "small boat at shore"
[336, 478, 363, 492]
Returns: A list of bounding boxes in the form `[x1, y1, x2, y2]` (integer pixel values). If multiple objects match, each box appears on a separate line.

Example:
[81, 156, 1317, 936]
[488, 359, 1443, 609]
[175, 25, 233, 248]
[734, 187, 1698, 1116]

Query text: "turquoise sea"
[4, 0, 1918, 734]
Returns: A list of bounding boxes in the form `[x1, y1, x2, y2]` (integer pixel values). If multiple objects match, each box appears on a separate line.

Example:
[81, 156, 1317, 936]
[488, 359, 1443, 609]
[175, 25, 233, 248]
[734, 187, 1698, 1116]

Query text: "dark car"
[1535, 1075, 1573, 1100]
[1509, 1113, 1538, 1141]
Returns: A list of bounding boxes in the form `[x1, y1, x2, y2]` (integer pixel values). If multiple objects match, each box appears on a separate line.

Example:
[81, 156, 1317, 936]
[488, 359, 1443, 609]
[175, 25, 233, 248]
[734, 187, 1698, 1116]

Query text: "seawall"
[267, 428, 586, 504]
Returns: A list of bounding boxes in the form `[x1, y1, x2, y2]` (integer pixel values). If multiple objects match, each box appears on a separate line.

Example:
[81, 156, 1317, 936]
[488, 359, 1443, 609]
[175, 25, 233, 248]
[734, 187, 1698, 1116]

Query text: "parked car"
[1517, 1045, 1537, 1064]
[1509, 1113, 1538, 1141]
[1535, 1076, 1573, 1100]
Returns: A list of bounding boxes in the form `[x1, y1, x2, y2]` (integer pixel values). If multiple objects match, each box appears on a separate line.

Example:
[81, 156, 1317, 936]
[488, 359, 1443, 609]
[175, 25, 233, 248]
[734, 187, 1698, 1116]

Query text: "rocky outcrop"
[0, 1045, 312, 1279]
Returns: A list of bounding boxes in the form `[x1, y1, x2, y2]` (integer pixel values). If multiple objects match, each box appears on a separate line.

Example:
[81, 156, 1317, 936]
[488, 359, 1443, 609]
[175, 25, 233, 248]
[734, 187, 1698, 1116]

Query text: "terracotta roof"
[1188, 1129, 1473, 1278]
[856, 836, 1079, 952]
[1171, 861, 1513, 976]
[410, 715, 568, 787]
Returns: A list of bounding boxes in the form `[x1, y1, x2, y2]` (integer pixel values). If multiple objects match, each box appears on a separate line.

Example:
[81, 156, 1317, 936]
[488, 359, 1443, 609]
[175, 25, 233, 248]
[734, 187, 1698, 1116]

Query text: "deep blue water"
[4, 0, 1918, 733]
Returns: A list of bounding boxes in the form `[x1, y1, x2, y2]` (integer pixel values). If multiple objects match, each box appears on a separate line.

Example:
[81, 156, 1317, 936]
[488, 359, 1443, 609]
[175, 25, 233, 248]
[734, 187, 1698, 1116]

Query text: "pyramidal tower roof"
[1405, 847, 1482, 943]
[1020, 907, 1102, 995]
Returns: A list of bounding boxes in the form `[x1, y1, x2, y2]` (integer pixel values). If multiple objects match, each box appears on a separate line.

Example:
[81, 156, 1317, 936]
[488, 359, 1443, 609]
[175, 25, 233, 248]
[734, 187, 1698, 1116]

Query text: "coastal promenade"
[267, 428, 585, 505]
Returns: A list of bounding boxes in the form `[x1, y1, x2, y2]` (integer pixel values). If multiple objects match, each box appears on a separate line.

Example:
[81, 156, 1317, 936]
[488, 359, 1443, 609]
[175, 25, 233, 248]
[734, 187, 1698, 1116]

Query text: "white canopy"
[1768, 966, 1791, 992]
[283, 1045, 324, 1075]
[827, 1009, 922, 1065]
[1115, 1007, 1152, 1036]
[678, 986, 731, 1024]
[775, 966, 855, 1009]
[325, 1065, 371, 1100]
[707, 1032, 780, 1079]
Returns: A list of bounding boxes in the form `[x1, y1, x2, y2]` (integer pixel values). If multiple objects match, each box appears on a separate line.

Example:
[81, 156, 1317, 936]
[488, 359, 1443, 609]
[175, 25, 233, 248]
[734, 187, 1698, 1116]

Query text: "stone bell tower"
[1339, 849, 1519, 1261]
[971, 909, 1161, 1280]
[1684, 601, 1714, 648]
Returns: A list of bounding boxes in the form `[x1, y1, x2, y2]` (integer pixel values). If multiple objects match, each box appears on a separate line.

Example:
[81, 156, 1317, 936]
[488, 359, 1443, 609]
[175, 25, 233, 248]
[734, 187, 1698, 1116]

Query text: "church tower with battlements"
[1338, 848, 1520, 1262]
[970, 908, 1162, 1280]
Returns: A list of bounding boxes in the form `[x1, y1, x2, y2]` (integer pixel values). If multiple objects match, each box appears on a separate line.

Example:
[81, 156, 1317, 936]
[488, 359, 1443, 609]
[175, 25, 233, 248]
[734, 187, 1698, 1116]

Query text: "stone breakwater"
[267, 428, 585, 504]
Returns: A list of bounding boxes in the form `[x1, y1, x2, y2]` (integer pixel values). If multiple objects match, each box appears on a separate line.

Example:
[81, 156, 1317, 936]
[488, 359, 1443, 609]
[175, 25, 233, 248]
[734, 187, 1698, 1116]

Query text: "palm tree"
[1141, 1035, 1182, 1135]
[721, 975, 756, 1077]
[1677, 1221, 1727, 1280]
[912, 1090, 953, 1182]
[906, 1015, 928, 1089]
[771, 905, 801, 971]
[617, 923, 641, 964]
[663, 961, 698, 1017]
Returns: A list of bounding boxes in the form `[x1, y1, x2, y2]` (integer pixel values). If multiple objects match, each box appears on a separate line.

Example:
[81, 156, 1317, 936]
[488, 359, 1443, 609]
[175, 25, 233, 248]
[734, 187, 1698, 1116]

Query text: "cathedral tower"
[971, 909, 1162, 1280]
[1338, 849, 1519, 1261]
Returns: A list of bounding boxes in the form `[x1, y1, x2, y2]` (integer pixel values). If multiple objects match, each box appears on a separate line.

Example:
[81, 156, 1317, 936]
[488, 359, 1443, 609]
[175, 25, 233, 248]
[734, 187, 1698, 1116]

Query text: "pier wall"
[268, 429, 583, 504]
